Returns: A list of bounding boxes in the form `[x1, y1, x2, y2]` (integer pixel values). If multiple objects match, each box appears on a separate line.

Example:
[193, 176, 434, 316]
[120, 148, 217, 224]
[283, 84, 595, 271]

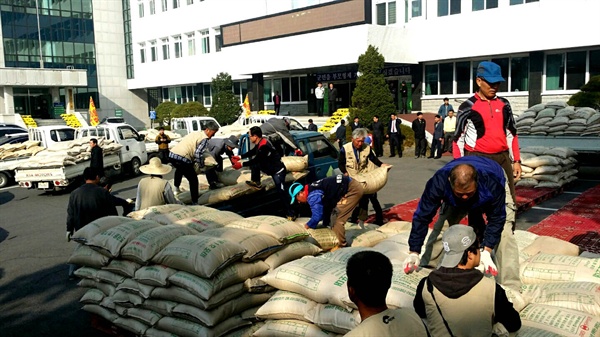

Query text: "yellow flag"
[89, 96, 99, 126]
[243, 94, 251, 118]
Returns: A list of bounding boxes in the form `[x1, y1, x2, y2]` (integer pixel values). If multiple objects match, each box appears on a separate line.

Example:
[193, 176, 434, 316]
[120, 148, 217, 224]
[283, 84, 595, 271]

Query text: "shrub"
[210, 72, 241, 125]
[172, 101, 209, 118]
[567, 75, 600, 109]
[155, 101, 177, 126]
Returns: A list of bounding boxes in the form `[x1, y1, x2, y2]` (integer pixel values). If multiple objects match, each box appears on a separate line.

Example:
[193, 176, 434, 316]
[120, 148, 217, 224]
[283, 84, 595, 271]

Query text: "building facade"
[0, 0, 147, 129]
[126, 0, 600, 120]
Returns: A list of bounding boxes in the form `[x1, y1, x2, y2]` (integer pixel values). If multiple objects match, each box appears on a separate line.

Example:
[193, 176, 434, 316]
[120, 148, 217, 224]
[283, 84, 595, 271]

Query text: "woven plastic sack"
[151, 283, 245, 311]
[305, 228, 339, 251]
[587, 113, 600, 125]
[281, 155, 308, 172]
[522, 282, 600, 316]
[545, 101, 567, 108]
[264, 241, 322, 271]
[515, 178, 538, 187]
[71, 216, 133, 244]
[531, 117, 553, 127]
[87, 220, 161, 258]
[226, 215, 308, 243]
[126, 307, 162, 326]
[545, 116, 570, 127]
[128, 204, 186, 220]
[116, 278, 155, 299]
[68, 244, 110, 268]
[198, 183, 254, 205]
[217, 168, 253, 186]
[156, 315, 251, 337]
[519, 303, 600, 337]
[201, 227, 283, 261]
[520, 253, 600, 284]
[151, 205, 217, 225]
[522, 155, 560, 168]
[174, 210, 243, 232]
[121, 225, 198, 264]
[353, 165, 391, 194]
[255, 290, 317, 321]
[254, 320, 333, 337]
[351, 230, 390, 247]
[80, 288, 105, 305]
[304, 303, 361, 334]
[520, 147, 547, 156]
[516, 117, 535, 127]
[532, 165, 561, 175]
[536, 108, 556, 119]
[134, 265, 177, 287]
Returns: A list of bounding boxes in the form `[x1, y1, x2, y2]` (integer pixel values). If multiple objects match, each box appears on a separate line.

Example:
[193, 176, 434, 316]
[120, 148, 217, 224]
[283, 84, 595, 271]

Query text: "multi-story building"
[128, 0, 600, 120]
[0, 0, 147, 128]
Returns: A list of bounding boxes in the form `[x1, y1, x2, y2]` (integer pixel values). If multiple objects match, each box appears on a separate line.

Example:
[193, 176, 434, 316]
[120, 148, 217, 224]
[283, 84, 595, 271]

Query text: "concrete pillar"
[50, 87, 60, 103]
[65, 87, 75, 113]
[251, 74, 264, 111]
[3, 86, 15, 115]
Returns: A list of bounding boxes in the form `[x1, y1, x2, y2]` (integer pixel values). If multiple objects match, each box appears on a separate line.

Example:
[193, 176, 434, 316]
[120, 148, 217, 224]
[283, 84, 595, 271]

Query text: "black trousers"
[388, 133, 401, 156]
[316, 99, 324, 116]
[171, 159, 199, 203]
[328, 100, 336, 116]
[350, 193, 383, 225]
[158, 149, 170, 164]
[415, 138, 427, 157]
[372, 134, 383, 156]
[443, 133, 454, 153]
[429, 138, 442, 158]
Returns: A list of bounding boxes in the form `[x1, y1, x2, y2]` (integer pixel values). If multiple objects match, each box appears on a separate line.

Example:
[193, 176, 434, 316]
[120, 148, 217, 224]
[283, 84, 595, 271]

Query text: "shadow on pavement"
[0, 227, 8, 244]
[0, 264, 105, 337]
[0, 191, 14, 205]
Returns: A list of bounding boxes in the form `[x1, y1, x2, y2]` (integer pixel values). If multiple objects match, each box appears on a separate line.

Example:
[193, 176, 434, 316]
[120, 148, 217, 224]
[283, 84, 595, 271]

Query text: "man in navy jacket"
[404, 156, 520, 290]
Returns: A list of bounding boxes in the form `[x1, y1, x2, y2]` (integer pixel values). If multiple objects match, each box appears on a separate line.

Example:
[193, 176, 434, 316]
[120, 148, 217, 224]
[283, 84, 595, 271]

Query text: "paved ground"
[0, 146, 598, 336]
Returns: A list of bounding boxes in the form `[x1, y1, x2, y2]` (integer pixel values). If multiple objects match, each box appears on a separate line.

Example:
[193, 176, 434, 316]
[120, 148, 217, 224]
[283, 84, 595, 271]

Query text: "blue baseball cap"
[289, 182, 304, 204]
[476, 61, 505, 83]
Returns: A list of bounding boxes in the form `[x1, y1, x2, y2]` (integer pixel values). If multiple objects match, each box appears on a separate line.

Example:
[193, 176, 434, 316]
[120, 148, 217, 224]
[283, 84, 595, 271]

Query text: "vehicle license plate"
[38, 182, 49, 189]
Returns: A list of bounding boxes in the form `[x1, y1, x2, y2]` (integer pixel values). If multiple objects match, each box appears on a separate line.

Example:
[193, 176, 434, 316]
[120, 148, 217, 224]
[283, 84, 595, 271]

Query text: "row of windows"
[4, 38, 95, 63]
[123, 0, 134, 79]
[423, 49, 600, 96]
[139, 30, 221, 63]
[138, 0, 204, 18]
[0, 0, 93, 19]
[407, 0, 538, 19]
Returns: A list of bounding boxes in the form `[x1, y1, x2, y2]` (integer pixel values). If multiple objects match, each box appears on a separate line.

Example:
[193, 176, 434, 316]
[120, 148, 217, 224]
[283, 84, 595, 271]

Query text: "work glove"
[480, 250, 498, 277]
[66, 231, 73, 242]
[294, 149, 303, 156]
[403, 253, 420, 274]
[231, 155, 241, 163]
[126, 198, 134, 204]
[232, 161, 242, 170]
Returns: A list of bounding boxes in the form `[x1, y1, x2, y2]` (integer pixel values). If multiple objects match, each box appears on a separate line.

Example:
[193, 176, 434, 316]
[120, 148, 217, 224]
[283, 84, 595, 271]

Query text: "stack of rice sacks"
[68, 204, 316, 337]
[515, 101, 600, 136]
[517, 146, 578, 188]
[16, 137, 122, 168]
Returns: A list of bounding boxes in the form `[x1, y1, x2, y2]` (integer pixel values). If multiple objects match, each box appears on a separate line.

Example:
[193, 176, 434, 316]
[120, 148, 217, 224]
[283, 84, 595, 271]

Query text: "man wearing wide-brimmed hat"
[205, 135, 240, 190]
[135, 157, 180, 211]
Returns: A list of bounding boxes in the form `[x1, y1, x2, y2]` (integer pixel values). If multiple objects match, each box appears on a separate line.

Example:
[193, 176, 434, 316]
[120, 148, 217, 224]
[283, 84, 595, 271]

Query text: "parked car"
[0, 124, 27, 138]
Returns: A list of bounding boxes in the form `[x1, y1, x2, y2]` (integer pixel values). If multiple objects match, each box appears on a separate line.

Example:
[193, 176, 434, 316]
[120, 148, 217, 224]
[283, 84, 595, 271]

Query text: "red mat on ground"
[527, 185, 600, 245]
[369, 186, 561, 226]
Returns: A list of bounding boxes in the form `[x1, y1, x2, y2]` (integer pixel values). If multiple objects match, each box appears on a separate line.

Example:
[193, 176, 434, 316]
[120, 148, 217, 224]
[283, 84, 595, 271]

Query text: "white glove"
[66, 231, 73, 242]
[126, 198, 134, 204]
[480, 250, 498, 276]
[403, 253, 420, 274]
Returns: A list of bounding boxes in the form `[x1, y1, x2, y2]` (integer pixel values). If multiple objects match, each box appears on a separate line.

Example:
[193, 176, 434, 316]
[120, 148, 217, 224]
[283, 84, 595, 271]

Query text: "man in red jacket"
[452, 61, 522, 205]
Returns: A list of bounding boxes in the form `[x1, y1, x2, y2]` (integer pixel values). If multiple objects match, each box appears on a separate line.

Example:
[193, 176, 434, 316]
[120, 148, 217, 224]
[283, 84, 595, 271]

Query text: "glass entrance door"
[13, 88, 53, 119]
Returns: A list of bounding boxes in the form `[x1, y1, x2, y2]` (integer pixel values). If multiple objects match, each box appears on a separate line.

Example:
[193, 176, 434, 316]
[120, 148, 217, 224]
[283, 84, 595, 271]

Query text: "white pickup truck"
[14, 123, 148, 191]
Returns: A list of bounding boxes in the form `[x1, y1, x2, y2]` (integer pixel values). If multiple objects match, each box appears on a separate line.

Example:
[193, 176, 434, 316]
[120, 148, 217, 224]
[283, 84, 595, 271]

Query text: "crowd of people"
[66, 61, 525, 335]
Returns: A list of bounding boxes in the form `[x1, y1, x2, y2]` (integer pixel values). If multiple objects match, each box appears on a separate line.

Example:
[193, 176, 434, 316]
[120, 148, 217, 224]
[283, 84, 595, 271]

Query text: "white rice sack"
[520, 165, 534, 173]
[520, 253, 600, 284]
[543, 147, 578, 159]
[516, 178, 539, 188]
[80, 288, 106, 305]
[141, 299, 178, 317]
[519, 303, 600, 337]
[95, 270, 126, 286]
[101, 259, 141, 278]
[128, 204, 186, 220]
[522, 155, 561, 168]
[173, 210, 242, 233]
[121, 225, 198, 264]
[126, 307, 162, 326]
[87, 220, 162, 258]
[573, 108, 597, 120]
[168, 260, 269, 300]
[381, 269, 432, 310]
[350, 230, 390, 248]
[254, 320, 333, 337]
[72, 216, 133, 244]
[353, 166, 391, 194]
[529, 125, 549, 133]
[545, 116, 570, 127]
[217, 168, 253, 186]
[532, 174, 561, 183]
[516, 117, 535, 127]
[156, 315, 251, 337]
[536, 108, 556, 119]
[82, 304, 119, 323]
[171, 292, 273, 327]
[244, 277, 276, 294]
[532, 165, 561, 175]
[377, 221, 412, 235]
[501, 285, 529, 312]
[531, 117, 553, 127]
[112, 290, 144, 307]
[151, 205, 218, 225]
[520, 147, 547, 156]
[264, 241, 322, 271]
[134, 265, 177, 287]
[261, 256, 350, 309]
[116, 278, 155, 299]
[529, 103, 547, 112]
[587, 113, 600, 125]
[151, 234, 247, 278]
[201, 227, 283, 261]
[523, 236, 580, 257]
[198, 183, 254, 205]
[144, 328, 178, 337]
[255, 290, 317, 321]
[547, 125, 569, 133]
[68, 244, 111, 268]
[568, 118, 588, 126]
[522, 282, 600, 316]
[305, 228, 339, 251]
[151, 283, 245, 311]
[305, 304, 360, 334]
[78, 280, 116, 297]
[74, 266, 98, 281]
[536, 181, 564, 189]
[518, 110, 537, 119]
[226, 216, 308, 243]
[317, 247, 375, 264]
[113, 317, 149, 335]
[281, 155, 309, 172]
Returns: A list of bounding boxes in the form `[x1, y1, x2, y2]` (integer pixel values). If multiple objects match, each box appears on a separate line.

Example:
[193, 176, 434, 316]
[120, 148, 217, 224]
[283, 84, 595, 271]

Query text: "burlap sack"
[121, 225, 199, 264]
[256, 290, 317, 321]
[281, 155, 308, 172]
[353, 166, 391, 194]
[87, 220, 162, 258]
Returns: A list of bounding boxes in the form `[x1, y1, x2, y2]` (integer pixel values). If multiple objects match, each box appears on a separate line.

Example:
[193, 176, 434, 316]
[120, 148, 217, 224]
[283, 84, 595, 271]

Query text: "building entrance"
[13, 88, 53, 119]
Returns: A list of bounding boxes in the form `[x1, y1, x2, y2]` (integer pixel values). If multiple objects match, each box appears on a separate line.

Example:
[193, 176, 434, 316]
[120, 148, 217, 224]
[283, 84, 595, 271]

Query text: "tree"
[210, 72, 241, 125]
[172, 101, 209, 118]
[350, 45, 396, 128]
[155, 101, 177, 127]
[567, 75, 600, 109]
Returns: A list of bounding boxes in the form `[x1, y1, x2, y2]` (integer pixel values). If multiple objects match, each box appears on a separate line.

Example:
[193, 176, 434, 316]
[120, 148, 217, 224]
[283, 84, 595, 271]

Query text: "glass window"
[473, 0, 497, 11]
[138, 1, 144, 18]
[139, 44, 146, 63]
[439, 0, 460, 16]
[161, 0, 167, 11]
[118, 126, 139, 140]
[291, 77, 300, 101]
[201, 30, 210, 54]
[590, 50, 600, 79]
[149, 0, 156, 14]
[511, 57, 529, 92]
[264, 79, 272, 103]
[412, 0, 422, 17]
[192, 120, 198, 131]
[300, 77, 307, 101]
[546, 54, 564, 90]
[161, 38, 169, 60]
[450, 0, 461, 14]
[173, 35, 182, 58]
[438, 0, 449, 16]
[490, 57, 509, 92]
[282, 78, 290, 102]
[510, 0, 538, 4]
[376, 3, 386, 25]
[308, 136, 337, 159]
[203, 84, 211, 105]
[215, 29, 222, 52]
[150, 41, 157, 61]
[439, 63, 453, 95]
[456, 61, 471, 94]
[388, 2, 396, 24]
[566, 51, 586, 90]
[273, 79, 282, 102]
[187, 33, 196, 56]
[173, 0, 179, 9]
[187, 0, 193, 4]
[425, 64, 438, 95]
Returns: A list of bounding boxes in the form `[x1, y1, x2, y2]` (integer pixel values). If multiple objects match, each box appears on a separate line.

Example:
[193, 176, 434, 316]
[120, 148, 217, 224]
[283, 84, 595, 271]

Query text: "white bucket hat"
[140, 157, 172, 175]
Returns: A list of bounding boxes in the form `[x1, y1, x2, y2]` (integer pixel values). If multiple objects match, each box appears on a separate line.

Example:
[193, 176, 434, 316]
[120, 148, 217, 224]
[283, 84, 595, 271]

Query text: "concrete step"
[34, 118, 67, 127]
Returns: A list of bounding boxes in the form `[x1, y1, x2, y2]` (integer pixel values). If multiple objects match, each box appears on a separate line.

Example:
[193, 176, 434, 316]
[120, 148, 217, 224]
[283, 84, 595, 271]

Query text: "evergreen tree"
[210, 72, 241, 125]
[350, 45, 396, 128]
[567, 75, 600, 109]
[155, 101, 177, 127]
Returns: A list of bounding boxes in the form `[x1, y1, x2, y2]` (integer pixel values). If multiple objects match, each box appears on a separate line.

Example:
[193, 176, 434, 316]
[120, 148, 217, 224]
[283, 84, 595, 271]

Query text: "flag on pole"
[243, 94, 251, 118]
[89, 96, 99, 126]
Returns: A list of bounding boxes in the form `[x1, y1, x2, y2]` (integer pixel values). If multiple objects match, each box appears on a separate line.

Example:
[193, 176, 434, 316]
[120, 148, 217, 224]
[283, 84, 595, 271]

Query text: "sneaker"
[358, 220, 365, 229]
[415, 156, 419, 159]
[245, 180, 264, 190]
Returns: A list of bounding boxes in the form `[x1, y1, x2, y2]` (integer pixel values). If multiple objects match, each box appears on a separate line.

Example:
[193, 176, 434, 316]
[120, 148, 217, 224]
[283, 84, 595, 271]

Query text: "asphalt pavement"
[0, 150, 598, 336]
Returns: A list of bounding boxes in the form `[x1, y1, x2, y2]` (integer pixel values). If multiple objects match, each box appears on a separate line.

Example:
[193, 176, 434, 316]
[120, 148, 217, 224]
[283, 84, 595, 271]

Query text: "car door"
[117, 125, 144, 162]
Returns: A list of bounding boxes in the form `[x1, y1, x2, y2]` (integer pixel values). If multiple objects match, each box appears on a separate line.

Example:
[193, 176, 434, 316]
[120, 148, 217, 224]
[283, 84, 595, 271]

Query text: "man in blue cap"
[452, 61, 522, 208]
[289, 175, 363, 251]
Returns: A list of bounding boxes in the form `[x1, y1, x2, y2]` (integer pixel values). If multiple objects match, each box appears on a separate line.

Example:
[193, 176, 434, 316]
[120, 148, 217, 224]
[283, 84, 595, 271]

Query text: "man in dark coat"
[370, 115, 385, 157]
[89, 138, 103, 175]
[307, 119, 318, 132]
[328, 83, 338, 116]
[350, 117, 362, 131]
[412, 112, 427, 158]
[335, 119, 347, 149]
[428, 114, 444, 159]
[386, 113, 403, 157]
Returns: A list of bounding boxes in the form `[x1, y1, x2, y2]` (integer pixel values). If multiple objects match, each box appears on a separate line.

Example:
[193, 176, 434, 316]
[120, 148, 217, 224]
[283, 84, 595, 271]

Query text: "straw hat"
[140, 157, 172, 175]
